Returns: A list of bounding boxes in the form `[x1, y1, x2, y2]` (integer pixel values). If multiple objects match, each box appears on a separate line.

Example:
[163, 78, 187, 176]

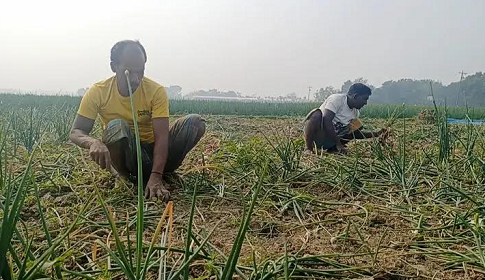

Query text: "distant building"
[165, 85, 183, 99]
[190, 96, 258, 101]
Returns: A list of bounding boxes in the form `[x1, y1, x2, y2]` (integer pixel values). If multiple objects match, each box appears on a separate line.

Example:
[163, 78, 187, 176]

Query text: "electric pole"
[459, 70, 467, 80]
[308, 86, 312, 101]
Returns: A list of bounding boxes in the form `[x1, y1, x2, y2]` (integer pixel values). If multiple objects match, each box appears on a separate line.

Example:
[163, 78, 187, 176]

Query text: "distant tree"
[441, 72, 485, 106]
[371, 79, 444, 105]
[353, 77, 368, 84]
[340, 78, 370, 93]
[315, 86, 337, 101]
[76, 88, 88, 96]
[341, 80, 353, 93]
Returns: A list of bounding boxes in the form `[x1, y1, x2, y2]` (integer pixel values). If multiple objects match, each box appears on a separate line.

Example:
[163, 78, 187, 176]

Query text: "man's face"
[112, 44, 145, 93]
[352, 94, 370, 109]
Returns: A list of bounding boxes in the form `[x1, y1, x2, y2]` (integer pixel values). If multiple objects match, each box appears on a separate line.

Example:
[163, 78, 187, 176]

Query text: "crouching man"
[70, 40, 205, 202]
[304, 83, 385, 154]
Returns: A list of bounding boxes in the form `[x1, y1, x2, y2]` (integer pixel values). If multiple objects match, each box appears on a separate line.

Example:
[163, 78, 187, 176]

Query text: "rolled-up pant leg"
[102, 119, 152, 185]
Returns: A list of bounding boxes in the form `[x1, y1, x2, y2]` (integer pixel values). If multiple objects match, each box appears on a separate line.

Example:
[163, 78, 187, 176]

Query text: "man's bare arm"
[70, 114, 111, 169]
[69, 114, 98, 149]
[355, 130, 381, 139]
[151, 117, 169, 174]
[144, 117, 170, 201]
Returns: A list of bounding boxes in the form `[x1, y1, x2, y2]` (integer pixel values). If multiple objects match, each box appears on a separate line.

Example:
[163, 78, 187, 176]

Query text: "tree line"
[314, 72, 485, 107]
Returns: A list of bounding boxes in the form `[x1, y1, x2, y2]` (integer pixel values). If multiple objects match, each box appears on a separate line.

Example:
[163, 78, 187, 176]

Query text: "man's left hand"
[145, 173, 170, 202]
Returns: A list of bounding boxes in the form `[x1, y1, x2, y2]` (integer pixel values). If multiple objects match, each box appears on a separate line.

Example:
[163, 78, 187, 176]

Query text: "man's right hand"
[89, 140, 112, 169]
[336, 143, 348, 155]
[379, 128, 391, 139]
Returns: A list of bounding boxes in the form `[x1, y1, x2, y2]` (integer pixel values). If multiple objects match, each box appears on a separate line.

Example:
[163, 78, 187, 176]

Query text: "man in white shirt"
[304, 83, 385, 154]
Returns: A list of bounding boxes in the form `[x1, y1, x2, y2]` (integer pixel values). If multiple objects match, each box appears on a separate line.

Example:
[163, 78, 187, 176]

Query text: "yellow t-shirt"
[78, 76, 169, 143]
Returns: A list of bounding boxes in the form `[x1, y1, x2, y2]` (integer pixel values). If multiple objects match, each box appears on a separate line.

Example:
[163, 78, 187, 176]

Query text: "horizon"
[0, 71, 480, 97]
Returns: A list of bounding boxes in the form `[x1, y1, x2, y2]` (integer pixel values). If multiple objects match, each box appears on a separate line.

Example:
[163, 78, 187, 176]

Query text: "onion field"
[2, 93, 485, 279]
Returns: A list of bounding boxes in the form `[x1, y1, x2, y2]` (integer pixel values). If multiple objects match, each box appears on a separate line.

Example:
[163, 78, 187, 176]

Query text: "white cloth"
[319, 94, 359, 136]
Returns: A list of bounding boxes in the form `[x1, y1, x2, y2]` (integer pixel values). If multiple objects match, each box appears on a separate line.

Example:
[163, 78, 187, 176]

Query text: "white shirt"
[319, 93, 359, 135]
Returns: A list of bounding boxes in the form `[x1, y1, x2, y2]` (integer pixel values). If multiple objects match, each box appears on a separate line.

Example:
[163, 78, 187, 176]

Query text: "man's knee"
[186, 114, 206, 139]
[308, 109, 322, 123]
[103, 119, 131, 145]
[305, 109, 322, 132]
[185, 114, 203, 122]
[104, 119, 131, 133]
[107, 118, 128, 127]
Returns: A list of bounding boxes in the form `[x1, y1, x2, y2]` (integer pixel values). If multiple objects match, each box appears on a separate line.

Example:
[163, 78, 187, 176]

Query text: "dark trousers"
[304, 108, 364, 151]
[102, 114, 206, 185]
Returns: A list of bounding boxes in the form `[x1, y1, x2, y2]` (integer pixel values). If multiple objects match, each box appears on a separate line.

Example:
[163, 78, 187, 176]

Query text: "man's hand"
[336, 143, 348, 155]
[145, 173, 170, 202]
[378, 128, 391, 144]
[378, 128, 391, 139]
[89, 140, 111, 169]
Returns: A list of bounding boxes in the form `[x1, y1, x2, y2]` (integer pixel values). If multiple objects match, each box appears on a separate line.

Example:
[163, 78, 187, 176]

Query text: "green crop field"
[2, 93, 485, 279]
[3, 93, 485, 119]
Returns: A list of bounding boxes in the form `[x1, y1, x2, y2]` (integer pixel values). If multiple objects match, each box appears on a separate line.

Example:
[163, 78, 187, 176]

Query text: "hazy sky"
[1, 0, 484, 96]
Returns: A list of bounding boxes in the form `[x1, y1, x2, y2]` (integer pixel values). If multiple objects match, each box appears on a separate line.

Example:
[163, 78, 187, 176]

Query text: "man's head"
[110, 40, 147, 93]
[347, 83, 372, 109]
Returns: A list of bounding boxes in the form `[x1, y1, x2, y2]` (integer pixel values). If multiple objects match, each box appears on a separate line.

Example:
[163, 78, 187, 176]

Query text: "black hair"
[348, 83, 371, 97]
[110, 40, 147, 64]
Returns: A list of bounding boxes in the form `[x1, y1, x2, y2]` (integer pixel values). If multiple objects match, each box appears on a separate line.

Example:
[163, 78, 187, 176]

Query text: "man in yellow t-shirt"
[70, 40, 205, 202]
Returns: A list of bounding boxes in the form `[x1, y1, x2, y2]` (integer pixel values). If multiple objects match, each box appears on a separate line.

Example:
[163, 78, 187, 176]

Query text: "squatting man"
[70, 40, 205, 202]
[304, 83, 388, 154]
